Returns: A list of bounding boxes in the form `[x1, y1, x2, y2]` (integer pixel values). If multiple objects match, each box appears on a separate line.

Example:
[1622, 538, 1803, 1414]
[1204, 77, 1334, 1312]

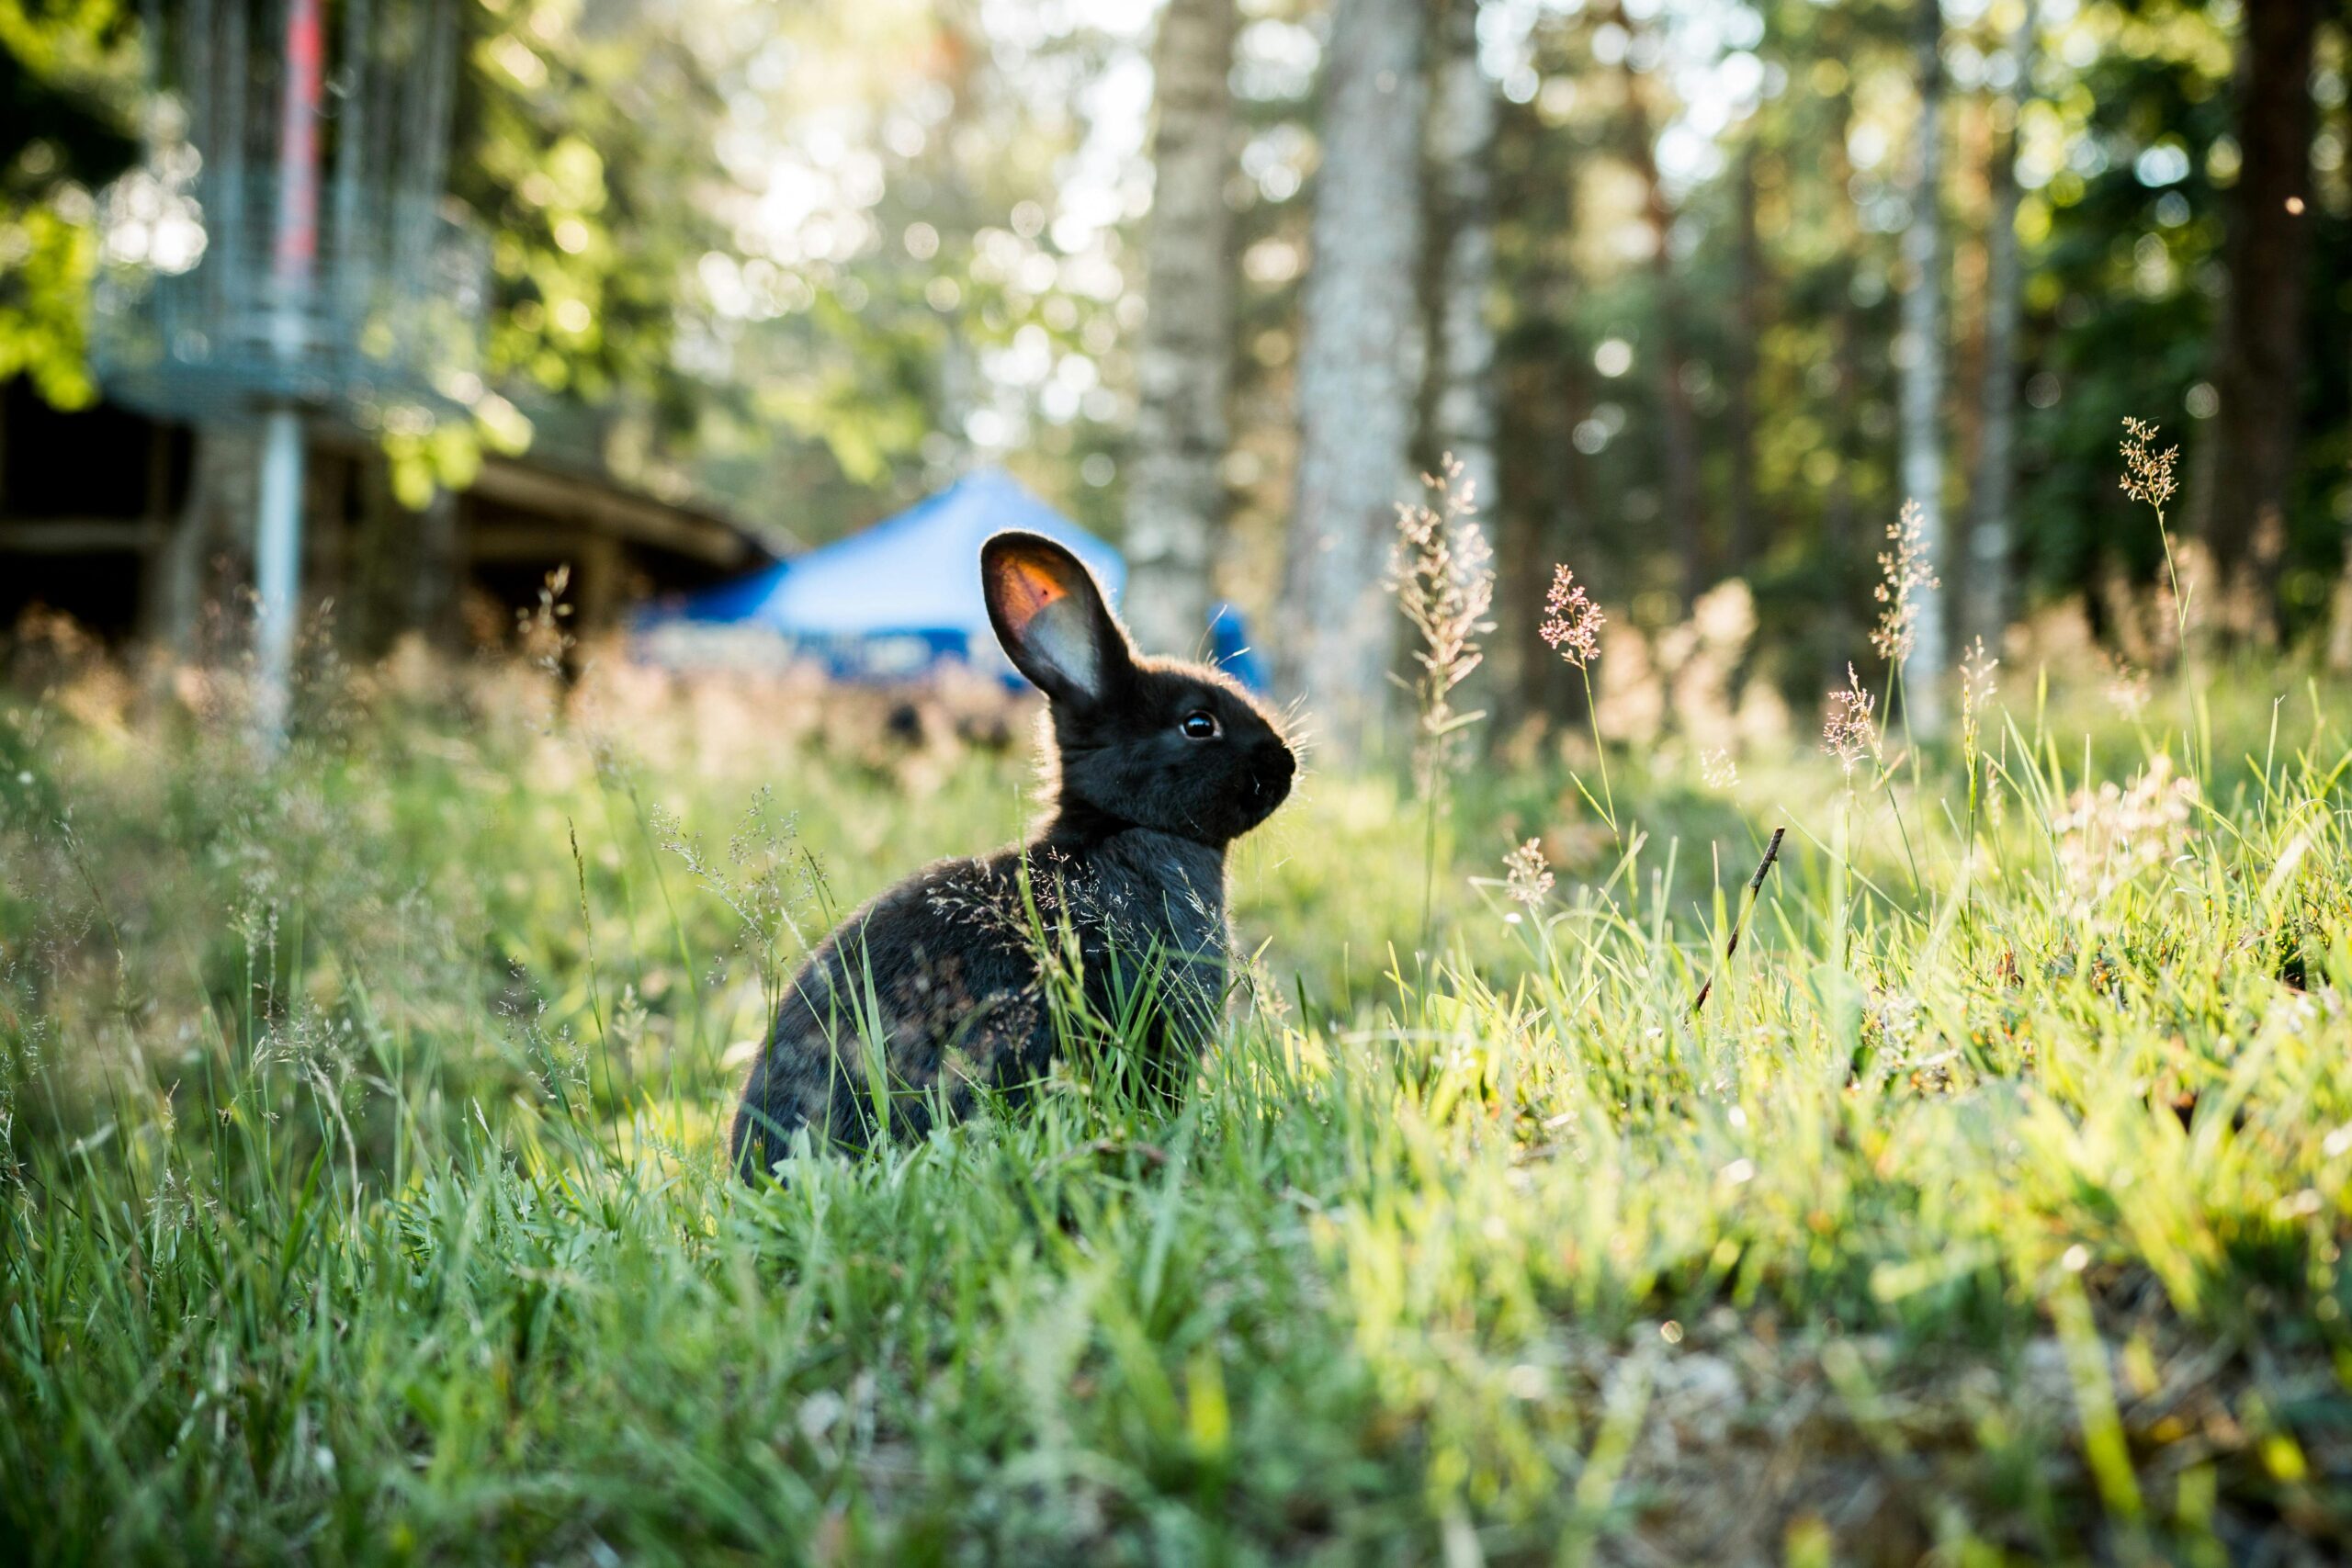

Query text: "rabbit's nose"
[1257, 747, 1295, 798]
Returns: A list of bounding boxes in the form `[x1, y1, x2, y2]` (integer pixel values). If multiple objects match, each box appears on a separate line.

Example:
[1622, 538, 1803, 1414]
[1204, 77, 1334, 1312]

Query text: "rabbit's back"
[730, 852, 1042, 1175]
[729, 829, 1231, 1179]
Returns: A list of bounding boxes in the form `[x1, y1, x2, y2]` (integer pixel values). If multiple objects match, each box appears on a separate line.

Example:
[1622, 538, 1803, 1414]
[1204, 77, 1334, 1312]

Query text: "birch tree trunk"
[1125, 0, 1237, 659]
[1428, 0, 1498, 518]
[1963, 0, 2034, 655]
[1279, 0, 1427, 758]
[1896, 0, 1950, 738]
[2194, 0, 2317, 630]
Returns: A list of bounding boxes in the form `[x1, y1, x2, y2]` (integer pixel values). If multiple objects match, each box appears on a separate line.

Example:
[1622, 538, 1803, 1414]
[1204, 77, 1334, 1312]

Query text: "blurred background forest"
[1, 0, 2347, 752]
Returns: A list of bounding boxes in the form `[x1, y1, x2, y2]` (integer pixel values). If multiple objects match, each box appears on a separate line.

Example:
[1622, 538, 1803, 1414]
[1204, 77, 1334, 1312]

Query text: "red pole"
[272, 0, 323, 299]
[256, 0, 326, 752]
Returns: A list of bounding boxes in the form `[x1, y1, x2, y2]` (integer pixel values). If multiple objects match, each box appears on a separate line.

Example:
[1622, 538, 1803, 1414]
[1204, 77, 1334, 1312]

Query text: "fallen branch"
[1694, 827, 1785, 1015]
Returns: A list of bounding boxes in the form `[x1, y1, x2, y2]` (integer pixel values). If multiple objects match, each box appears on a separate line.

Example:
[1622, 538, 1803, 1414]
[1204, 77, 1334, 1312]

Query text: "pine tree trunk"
[1280, 0, 1427, 758]
[1726, 141, 1762, 578]
[2195, 0, 2317, 628]
[1125, 0, 1236, 659]
[1896, 0, 1950, 738]
[1530, 337, 1591, 724]
[1428, 0, 1498, 516]
[1963, 0, 2033, 656]
[2338, 327, 2352, 671]
[1826, 300, 1860, 691]
[1824, 84, 1862, 691]
[1619, 29, 1704, 604]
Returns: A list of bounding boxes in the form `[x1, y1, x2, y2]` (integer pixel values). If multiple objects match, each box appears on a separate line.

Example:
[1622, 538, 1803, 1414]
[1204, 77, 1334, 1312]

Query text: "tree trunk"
[1826, 297, 1861, 692]
[1427, 0, 1503, 719]
[1280, 0, 1427, 758]
[1618, 27, 1704, 604]
[1427, 0, 1498, 517]
[1125, 0, 1237, 659]
[1726, 141, 1763, 578]
[1823, 80, 1863, 692]
[408, 485, 459, 646]
[1896, 0, 1950, 738]
[2195, 0, 2317, 627]
[1531, 321, 1591, 724]
[148, 426, 256, 660]
[2337, 324, 2352, 671]
[1963, 0, 2033, 655]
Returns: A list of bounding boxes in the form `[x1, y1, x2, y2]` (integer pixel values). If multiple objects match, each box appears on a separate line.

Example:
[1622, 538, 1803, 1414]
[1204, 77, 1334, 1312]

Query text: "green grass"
[4, 659, 2351, 1564]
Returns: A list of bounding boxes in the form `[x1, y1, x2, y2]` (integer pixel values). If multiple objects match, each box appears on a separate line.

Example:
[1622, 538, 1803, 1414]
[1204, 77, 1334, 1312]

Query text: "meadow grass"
[3, 651, 2351, 1565]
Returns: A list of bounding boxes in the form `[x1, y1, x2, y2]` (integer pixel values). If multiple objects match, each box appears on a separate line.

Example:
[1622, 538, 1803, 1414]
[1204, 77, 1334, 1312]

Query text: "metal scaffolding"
[94, 0, 486, 746]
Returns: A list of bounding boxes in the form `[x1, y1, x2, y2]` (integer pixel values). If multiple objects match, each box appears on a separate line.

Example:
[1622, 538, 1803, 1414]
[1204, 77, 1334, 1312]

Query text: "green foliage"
[0, 0, 136, 409]
[1481, 0, 2352, 688]
[460, 1, 719, 411]
[5, 657, 2352, 1560]
[446, 0, 1132, 537]
[2017, 0, 2236, 602]
[0, 192, 96, 401]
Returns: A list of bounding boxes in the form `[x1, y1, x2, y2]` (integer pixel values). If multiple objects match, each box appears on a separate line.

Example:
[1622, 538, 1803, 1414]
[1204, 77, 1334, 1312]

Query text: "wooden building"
[6, 5, 785, 665]
[0, 382, 779, 652]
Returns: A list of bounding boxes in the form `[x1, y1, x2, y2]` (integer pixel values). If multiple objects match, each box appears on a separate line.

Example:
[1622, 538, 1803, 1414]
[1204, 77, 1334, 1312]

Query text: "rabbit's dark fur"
[730, 531, 1295, 1179]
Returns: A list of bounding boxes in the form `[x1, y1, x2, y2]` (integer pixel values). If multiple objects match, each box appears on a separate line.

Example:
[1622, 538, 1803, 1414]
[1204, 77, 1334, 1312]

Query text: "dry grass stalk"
[1389, 454, 1496, 797]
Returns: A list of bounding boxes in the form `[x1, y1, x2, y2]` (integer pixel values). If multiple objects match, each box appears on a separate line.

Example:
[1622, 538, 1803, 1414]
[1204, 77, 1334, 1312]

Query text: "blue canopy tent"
[639, 467, 1267, 692]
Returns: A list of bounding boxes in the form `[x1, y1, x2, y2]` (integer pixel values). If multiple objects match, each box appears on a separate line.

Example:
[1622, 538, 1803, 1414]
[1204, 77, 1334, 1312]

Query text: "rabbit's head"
[982, 532, 1295, 847]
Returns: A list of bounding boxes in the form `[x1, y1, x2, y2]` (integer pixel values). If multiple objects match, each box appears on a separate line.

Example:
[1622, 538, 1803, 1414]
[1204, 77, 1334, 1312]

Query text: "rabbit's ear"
[982, 532, 1130, 705]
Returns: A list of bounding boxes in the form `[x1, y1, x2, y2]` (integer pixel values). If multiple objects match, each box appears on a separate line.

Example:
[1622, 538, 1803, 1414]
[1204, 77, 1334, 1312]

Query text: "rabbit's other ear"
[981, 532, 1131, 705]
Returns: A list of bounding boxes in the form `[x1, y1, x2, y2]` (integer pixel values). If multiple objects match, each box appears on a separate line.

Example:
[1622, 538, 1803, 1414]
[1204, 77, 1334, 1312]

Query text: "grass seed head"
[1958, 637, 1999, 749]
[2103, 655, 2153, 723]
[2052, 754, 2199, 917]
[1871, 500, 1939, 666]
[2120, 417, 2178, 513]
[1502, 837, 1554, 908]
[1539, 564, 1604, 670]
[1822, 662, 1879, 775]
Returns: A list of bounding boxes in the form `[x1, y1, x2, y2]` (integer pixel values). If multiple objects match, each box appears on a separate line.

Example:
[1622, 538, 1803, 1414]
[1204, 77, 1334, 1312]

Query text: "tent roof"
[668, 468, 1123, 639]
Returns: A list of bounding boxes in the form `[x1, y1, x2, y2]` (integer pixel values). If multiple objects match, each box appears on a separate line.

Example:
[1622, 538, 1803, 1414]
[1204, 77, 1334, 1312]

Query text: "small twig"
[1030, 1138, 1170, 1182]
[1694, 827, 1785, 1014]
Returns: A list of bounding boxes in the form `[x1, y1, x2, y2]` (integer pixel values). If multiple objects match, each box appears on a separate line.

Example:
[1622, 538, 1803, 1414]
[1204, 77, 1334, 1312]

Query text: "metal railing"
[93, 171, 489, 424]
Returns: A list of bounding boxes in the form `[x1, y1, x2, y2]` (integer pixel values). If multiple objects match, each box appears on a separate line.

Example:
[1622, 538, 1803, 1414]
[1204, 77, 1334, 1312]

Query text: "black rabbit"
[730, 531, 1295, 1179]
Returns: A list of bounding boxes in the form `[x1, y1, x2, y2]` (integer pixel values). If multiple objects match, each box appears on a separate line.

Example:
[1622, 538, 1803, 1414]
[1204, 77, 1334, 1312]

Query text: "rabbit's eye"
[1180, 710, 1219, 740]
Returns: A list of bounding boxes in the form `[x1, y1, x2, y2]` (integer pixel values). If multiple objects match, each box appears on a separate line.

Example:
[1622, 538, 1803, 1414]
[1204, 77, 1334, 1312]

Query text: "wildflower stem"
[1419, 777, 1442, 953]
[1878, 662, 1928, 900]
[2120, 418, 2199, 777]
[1580, 667, 1617, 835]
[1387, 455, 1494, 952]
